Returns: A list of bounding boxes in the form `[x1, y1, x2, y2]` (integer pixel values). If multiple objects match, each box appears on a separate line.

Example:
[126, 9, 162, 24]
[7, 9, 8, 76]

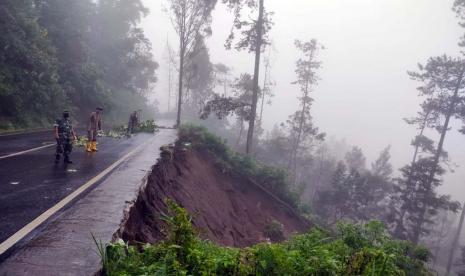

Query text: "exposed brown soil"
[121, 145, 310, 247]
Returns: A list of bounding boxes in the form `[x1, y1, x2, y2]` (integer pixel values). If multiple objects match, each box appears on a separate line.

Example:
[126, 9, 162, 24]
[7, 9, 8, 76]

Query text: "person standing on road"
[127, 110, 139, 135]
[54, 110, 77, 164]
[86, 107, 103, 152]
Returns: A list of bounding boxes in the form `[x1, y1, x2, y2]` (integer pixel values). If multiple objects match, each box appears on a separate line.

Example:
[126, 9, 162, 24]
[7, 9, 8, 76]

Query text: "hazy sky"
[141, 0, 465, 201]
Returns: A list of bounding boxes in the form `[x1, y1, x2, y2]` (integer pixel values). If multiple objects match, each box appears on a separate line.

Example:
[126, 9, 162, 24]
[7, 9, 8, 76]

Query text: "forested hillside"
[0, 0, 158, 129]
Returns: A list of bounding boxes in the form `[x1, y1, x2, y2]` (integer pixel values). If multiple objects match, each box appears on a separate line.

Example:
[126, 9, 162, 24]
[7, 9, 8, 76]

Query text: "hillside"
[122, 127, 309, 247]
[103, 126, 431, 275]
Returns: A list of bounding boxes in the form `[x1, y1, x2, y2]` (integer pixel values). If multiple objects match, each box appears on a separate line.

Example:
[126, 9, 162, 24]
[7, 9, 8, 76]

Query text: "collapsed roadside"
[105, 125, 431, 275]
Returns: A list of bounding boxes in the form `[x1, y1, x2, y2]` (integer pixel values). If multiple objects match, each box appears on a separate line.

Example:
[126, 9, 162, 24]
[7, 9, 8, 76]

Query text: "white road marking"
[0, 144, 55, 160]
[0, 138, 151, 255]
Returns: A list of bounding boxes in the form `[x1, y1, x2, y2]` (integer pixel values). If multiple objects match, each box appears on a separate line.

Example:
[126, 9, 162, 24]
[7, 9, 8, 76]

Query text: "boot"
[86, 141, 92, 152]
[91, 141, 98, 152]
[64, 156, 73, 164]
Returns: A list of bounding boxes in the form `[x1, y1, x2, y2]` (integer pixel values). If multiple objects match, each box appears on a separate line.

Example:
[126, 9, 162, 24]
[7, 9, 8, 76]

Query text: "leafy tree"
[201, 73, 256, 151]
[167, 0, 217, 127]
[316, 163, 369, 225]
[301, 143, 338, 203]
[0, 0, 158, 128]
[345, 146, 367, 172]
[213, 63, 233, 97]
[35, 0, 106, 118]
[371, 146, 393, 181]
[390, 100, 441, 239]
[0, 0, 66, 128]
[183, 36, 215, 111]
[394, 55, 465, 243]
[315, 147, 393, 226]
[390, 157, 459, 243]
[90, 0, 159, 122]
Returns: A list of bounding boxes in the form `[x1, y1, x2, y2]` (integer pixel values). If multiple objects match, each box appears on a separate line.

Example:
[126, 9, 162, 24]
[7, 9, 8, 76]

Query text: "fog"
[141, 0, 465, 201]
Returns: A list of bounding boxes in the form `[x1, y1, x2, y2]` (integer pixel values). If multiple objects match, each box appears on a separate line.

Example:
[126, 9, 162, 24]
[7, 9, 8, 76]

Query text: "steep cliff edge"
[121, 128, 309, 247]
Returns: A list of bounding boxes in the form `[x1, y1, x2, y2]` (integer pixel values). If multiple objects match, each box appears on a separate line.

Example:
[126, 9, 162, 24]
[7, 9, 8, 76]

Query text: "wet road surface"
[0, 130, 156, 244]
[0, 130, 54, 157]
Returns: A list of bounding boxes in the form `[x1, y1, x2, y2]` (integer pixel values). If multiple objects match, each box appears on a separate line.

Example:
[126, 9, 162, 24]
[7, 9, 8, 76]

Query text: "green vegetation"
[0, 0, 158, 130]
[263, 220, 285, 242]
[179, 124, 300, 209]
[113, 119, 158, 135]
[74, 120, 158, 147]
[101, 200, 431, 275]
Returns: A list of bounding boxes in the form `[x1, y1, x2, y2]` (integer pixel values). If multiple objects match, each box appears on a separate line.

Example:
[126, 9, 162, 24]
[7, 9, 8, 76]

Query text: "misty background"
[140, 0, 465, 202]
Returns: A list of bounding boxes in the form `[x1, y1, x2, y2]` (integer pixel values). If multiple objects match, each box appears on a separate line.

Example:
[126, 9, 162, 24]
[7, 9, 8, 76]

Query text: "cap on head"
[63, 110, 70, 118]
[96, 107, 103, 111]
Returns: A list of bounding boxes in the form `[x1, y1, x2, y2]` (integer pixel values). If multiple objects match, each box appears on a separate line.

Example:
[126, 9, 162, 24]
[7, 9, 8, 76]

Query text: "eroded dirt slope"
[122, 146, 309, 247]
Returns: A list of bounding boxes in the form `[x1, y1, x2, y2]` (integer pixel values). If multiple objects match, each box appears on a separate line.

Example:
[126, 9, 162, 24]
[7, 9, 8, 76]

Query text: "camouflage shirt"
[54, 118, 73, 139]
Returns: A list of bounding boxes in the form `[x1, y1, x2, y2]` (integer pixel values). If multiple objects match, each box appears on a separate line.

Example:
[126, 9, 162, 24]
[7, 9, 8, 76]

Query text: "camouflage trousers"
[56, 137, 72, 160]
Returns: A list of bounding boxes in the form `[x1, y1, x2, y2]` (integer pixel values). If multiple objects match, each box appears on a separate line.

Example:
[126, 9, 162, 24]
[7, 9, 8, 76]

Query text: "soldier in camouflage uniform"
[54, 110, 77, 164]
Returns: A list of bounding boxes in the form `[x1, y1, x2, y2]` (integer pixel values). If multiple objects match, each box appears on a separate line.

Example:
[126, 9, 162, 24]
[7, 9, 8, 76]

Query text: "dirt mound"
[121, 145, 310, 247]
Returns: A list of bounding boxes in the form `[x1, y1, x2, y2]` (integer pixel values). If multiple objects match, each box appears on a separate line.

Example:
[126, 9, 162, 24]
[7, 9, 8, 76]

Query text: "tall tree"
[91, 0, 159, 122]
[213, 63, 232, 97]
[164, 39, 177, 112]
[183, 36, 215, 112]
[407, 56, 465, 244]
[167, 0, 216, 127]
[258, 49, 274, 125]
[446, 202, 465, 276]
[389, 55, 465, 244]
[286, 39, 324, 182]
[315, 162, 384, 225]
[36, 0, 105, 118]
[345, 146, 366, 172]
[222, 0, 273, 154]
[371, 146, 393, 180]
[0, 0, 66, 127]
[391, 100, 440, 238]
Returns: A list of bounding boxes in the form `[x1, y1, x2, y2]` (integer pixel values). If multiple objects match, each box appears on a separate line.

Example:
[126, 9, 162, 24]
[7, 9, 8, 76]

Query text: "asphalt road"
[0, 129, 157, 245]
[0, 130, 54, 157]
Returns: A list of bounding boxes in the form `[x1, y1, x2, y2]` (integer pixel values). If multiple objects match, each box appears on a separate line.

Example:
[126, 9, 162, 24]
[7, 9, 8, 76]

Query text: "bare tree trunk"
[236, 119, 244, 150]
[168, 52, 172, 113]
[223, 76, 228, 97]
[245, 0, 264, 155]
[259, 57, 270, 124]
[432, 214, 452, 268]
[176, 38, 184, 128]
[446, 202, 465, 276]
[288, 81, 309, 184]
[412, 68, 464, 245]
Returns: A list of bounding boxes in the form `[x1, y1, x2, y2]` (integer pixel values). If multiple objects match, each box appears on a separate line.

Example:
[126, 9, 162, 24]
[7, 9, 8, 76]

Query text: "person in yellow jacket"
[86, 107, 103, 152]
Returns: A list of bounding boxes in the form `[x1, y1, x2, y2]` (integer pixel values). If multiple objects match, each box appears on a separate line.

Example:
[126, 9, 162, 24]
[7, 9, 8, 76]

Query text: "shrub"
[178, 124, 300, 208]
[103, 202, 432, 276]
[263, 220, 285, 242]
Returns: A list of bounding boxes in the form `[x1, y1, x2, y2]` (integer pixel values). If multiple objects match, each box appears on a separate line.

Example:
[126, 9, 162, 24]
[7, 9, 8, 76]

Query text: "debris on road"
[74, 120, 159, 147]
